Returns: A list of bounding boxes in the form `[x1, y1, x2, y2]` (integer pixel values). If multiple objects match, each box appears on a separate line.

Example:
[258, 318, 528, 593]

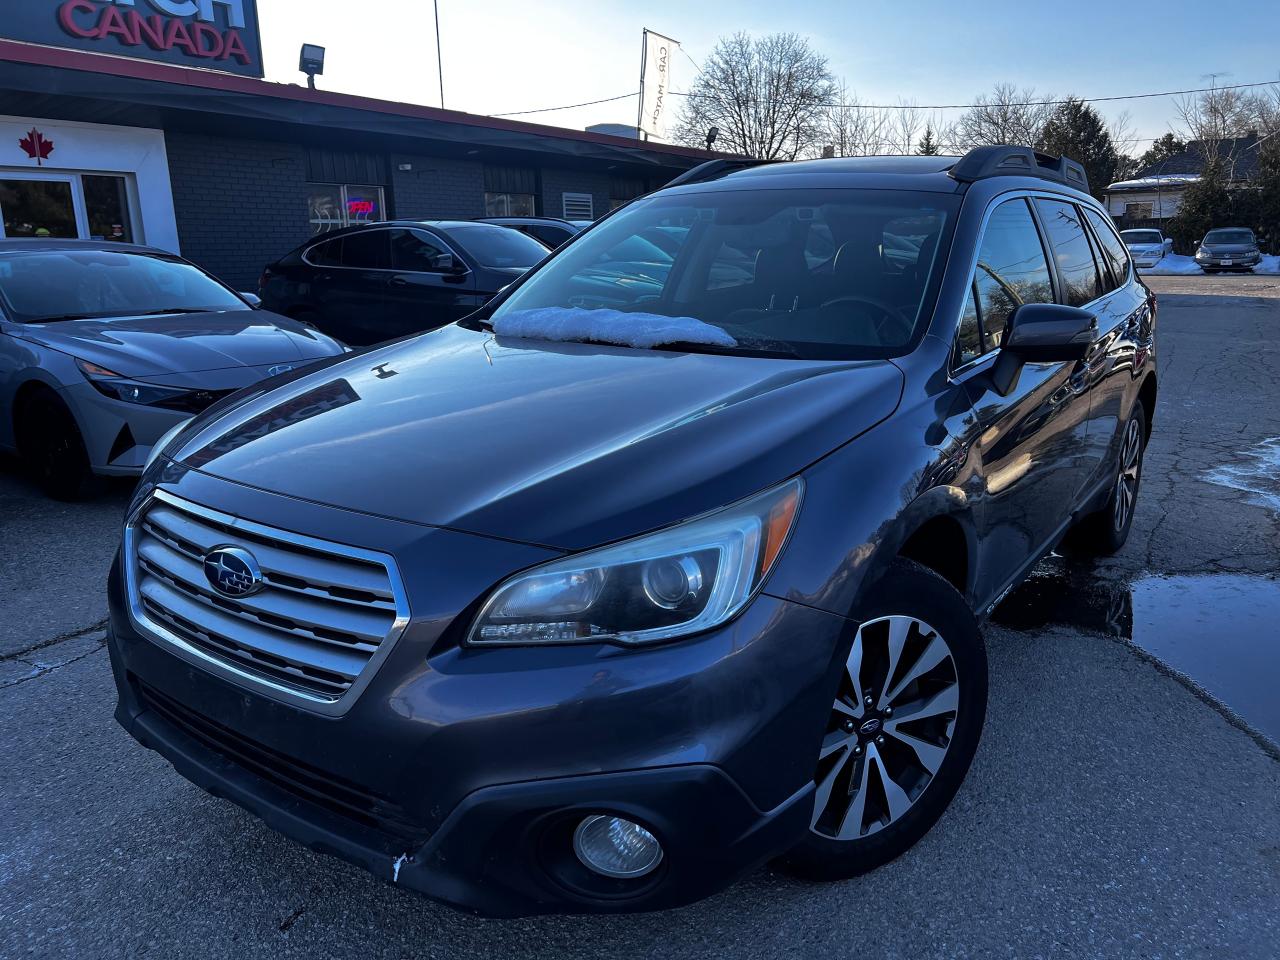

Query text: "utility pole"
[434, 0, 445, 109]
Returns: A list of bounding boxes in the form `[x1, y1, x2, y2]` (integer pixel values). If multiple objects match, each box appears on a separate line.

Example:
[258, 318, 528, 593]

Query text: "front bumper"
[107, 473, 849, 915]
[62, 381, 191, 476]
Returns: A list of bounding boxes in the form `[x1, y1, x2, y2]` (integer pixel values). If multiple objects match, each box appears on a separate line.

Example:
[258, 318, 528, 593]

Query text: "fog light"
[572, 815, 663, 878]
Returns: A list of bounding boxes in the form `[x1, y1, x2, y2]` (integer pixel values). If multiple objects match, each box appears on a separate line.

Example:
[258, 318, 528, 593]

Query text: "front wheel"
[776, 559, 987, 881]
[16, 390, 95, 500]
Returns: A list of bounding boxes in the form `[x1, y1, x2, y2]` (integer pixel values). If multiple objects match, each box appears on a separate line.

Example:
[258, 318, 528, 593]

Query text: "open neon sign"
[347, 199, 375, 216]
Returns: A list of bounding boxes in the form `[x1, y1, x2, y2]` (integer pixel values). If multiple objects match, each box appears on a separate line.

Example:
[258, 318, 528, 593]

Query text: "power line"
[491, 92, 637, 117]
[669, 77, 1280, 111]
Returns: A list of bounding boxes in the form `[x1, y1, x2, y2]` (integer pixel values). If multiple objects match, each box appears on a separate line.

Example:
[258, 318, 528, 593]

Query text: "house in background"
[1104, 134, 1265, 231]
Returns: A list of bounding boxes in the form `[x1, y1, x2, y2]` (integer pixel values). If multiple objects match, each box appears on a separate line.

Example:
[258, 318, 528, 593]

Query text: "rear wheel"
[16, 389, 95, 500]
[1061, 404, 1146, 557]
[777, 560, 987, 880]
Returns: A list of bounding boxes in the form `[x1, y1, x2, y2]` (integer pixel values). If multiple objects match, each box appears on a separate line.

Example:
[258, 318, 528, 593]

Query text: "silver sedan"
[0, 240, 346, 498]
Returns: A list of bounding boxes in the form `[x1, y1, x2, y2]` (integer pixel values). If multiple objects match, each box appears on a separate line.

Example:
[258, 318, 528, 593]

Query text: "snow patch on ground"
[1204, 437, 1280, 515]
[493, 307, 738, 350]
[1140, 254, 1280, 276]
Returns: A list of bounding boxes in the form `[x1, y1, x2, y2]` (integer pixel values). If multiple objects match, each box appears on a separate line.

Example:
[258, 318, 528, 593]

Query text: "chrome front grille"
[125, 490, 408, 711]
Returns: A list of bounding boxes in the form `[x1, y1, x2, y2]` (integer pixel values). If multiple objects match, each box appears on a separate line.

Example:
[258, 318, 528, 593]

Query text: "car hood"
[17, 309, 343, 378]
[1201, 243, 1258, 254]
[169, 324, 904, 549]
[1126, 244, 1164, 256]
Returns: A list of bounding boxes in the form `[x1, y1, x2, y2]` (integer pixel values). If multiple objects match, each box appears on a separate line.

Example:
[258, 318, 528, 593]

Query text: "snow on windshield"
[492, 307, 738, 350]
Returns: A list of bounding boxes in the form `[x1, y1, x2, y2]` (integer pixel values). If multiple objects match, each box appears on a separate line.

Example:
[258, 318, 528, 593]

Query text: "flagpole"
[638, 28, 648, 141]
[434, 0, 445, 108]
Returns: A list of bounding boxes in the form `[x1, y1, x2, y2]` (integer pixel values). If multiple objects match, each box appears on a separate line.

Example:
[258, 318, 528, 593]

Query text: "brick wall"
[165, 131, 312, 289]
[540, 167, 612, 221]
[389, 154, 485, 220]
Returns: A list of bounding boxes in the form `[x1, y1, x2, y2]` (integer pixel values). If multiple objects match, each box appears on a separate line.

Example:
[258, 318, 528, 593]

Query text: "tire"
[15, 389, 95, 500]
[776, 559, 988, 881]
[1060, 404, 1146, 557]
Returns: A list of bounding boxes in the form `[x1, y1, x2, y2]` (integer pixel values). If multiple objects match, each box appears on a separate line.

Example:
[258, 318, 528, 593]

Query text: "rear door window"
[307, 237, 343, 267]
[971, 198, 1055, 351]
[340, 230, 390, 270]
[1034, 198, 1103, 307]
[1085, 208, 1131, 286]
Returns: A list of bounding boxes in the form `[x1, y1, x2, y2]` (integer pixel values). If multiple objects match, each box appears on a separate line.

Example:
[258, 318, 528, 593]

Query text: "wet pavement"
[995, 560, 1280, 749]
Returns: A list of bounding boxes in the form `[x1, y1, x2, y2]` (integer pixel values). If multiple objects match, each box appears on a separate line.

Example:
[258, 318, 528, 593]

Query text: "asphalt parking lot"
[3, 276, 1279, 959]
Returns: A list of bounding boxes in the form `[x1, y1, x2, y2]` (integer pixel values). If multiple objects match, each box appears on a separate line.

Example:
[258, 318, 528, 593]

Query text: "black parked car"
[1195, 227, 1262, 273]
[259, 220, 549, 345]
[111, 147, 1157, 917]
[476, 216, 591, 249]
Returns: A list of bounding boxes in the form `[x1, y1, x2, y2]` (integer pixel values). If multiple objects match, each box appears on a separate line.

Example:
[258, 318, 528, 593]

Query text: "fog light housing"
[572, 815, 663, 878]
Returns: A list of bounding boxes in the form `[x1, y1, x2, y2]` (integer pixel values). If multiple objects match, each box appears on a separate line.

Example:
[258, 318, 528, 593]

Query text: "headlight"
[143, 418, 192, 472]
[76, 359, 196, 408]
[1195, 248, 1208, 258]
[468, 478, 802, 646]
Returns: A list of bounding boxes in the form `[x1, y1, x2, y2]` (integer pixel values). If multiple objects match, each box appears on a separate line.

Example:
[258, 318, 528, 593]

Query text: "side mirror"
[430, 252, 465, 274]
[240, 292, 262, 308]
[991, 303, 1097, 395]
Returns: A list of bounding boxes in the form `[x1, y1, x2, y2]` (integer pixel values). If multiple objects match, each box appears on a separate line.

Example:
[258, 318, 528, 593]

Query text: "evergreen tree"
[916, 126, 940, 156]
[1038, 97, 1120, 200]
[1257, 141, 1280, 253]
[1168, 159, 1232, 251]
[1136, 133, 1187, 174]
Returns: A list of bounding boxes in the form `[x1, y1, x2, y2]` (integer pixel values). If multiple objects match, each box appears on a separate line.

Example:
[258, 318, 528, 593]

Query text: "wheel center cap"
[859, 717, 882, 737]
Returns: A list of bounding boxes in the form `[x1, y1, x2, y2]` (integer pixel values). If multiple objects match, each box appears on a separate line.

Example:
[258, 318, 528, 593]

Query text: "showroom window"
[484, 164, 538, 217]
[307, 184, 386, 234]
[0, 172, 136, 242]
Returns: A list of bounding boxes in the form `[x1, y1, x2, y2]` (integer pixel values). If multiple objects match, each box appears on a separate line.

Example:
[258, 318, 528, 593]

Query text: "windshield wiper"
[658, 337, 804, 359]
[133, 308, 200, 316]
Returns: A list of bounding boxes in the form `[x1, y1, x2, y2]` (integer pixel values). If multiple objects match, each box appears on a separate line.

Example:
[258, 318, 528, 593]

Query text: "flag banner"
[639, 30, 679, 141]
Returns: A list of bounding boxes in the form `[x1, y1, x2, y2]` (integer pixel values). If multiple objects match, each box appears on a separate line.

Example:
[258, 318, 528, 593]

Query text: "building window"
[308, 184, 386, 234]
[562, 192, 595, 220]
[484, 192, 536, 217]
[484, 165, 538, 217]
[1124, 201, 1155, 221]
[0, 173, 137, 242]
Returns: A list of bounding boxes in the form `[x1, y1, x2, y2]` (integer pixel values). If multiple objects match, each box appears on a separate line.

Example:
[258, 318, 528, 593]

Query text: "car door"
[1078, 206, 1154, 494]
[953, 196, 1099, 604]
[313, 228, 397, 346]
[383, 228, 480, 336]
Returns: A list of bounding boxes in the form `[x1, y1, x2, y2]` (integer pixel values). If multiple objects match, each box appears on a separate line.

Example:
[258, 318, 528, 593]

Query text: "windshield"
[1121, 230, 1163, 245]
[447, 224, 549, 269]
[0, 250, 249, 323]
[1204, 229, 1255, 245]
[488, 188, 958, 359]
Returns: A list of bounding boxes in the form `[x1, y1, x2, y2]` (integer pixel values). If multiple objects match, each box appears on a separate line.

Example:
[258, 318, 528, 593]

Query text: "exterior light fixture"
[299, 44, 325, 89]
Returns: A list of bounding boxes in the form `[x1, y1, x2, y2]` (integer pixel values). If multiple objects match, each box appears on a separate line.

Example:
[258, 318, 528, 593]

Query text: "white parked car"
[1120, 229, 1172, 269]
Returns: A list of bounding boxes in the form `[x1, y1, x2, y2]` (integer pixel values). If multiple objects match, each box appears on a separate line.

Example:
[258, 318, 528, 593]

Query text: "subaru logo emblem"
[859, 718, 883, 737]
[203, 546, 264, 598]
[267, 363, 294, 377]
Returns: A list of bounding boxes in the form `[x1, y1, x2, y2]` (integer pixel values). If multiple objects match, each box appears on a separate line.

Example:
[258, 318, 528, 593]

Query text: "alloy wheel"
[810, 615, 959, 841]
[1113, 417, 1143, 532]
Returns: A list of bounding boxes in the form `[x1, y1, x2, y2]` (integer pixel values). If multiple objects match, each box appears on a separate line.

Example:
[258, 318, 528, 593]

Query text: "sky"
[256, 0, 1280, 153]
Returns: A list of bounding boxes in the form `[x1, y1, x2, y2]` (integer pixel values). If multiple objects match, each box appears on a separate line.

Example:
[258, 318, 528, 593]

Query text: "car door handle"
[388, 276, 412, 288]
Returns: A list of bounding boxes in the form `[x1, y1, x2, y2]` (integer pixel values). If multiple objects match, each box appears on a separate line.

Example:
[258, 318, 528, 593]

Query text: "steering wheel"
[819, 295, 912, 345]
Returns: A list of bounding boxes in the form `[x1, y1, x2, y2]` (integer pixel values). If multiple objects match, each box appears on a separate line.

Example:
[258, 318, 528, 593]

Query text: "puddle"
[1203, 437, 1280, 514]
[996, 563, 1280, 747]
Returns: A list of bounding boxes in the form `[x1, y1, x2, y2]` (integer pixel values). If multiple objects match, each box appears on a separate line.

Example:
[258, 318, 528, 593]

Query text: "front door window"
[0, 179, 77, 238]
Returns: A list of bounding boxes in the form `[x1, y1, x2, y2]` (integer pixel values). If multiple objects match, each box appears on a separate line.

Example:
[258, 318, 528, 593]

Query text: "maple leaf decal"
[19, 129, 54, 166]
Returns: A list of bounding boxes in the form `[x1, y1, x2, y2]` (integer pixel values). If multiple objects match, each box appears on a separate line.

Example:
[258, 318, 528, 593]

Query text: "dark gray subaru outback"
[108, 147, 1157, 916]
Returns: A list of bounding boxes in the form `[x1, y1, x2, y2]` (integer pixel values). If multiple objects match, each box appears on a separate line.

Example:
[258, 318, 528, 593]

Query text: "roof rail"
[664, 157, 778, 189]
[949, 146, 1090, 193]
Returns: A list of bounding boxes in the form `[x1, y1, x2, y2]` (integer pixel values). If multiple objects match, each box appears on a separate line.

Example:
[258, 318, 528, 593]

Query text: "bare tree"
[951, 82, 1054, 149]
[674, 32, 836, 159]
[817, 83, 891, 157]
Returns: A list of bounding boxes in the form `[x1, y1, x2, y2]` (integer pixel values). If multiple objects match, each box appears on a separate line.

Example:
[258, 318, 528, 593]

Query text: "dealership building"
[0, 1, 713, 287]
